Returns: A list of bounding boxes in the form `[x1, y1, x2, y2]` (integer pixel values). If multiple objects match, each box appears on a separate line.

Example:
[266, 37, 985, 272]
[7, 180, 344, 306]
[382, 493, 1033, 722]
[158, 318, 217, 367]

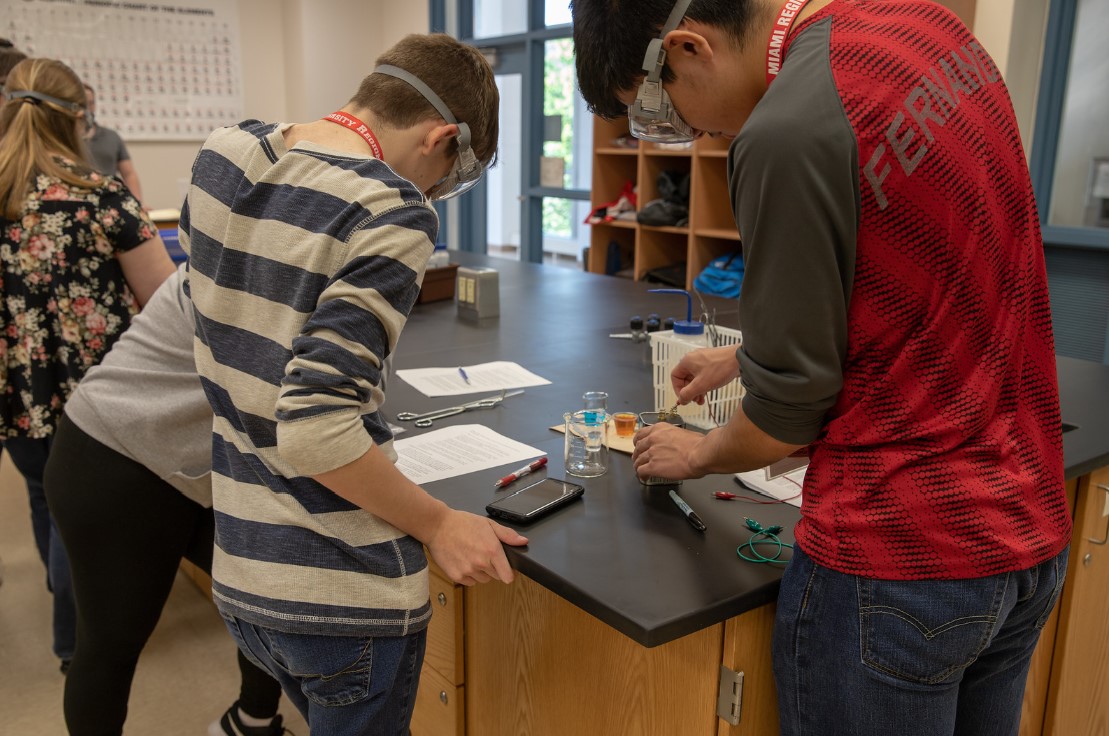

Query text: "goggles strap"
[4, 89, 83, 113]
[765, 0, 814, 86]
[322, 111, 384, 159]
[374, 64, 459, 129]
[641, 0, 695, 81]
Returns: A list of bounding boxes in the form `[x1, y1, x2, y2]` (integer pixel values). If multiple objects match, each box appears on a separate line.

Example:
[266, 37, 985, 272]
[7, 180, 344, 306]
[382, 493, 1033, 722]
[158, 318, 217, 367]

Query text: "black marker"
[669, 490, 706, 532]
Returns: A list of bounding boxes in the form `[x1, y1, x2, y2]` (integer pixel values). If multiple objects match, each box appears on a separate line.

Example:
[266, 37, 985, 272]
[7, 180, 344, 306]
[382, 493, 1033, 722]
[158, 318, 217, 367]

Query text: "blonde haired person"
[0, 58, 174, 671]
[184, 34, 519, 734]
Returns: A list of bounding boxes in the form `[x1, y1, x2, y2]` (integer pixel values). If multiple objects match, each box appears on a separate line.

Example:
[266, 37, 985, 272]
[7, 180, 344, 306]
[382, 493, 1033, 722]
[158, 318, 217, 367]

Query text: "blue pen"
[458, 366, 472, 385]
[669, 490, 706, 532]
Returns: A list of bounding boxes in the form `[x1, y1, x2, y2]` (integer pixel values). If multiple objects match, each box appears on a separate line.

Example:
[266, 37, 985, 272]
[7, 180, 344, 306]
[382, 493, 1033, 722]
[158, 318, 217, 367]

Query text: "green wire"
[736, 517, 794, 565]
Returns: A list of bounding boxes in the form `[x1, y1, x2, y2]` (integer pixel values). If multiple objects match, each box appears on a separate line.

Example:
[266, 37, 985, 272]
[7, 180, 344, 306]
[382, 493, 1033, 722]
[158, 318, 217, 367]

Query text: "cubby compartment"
[587, 117, 740, 290]
[690, 155, 738, 238]
[690, 234, 744, 297]
[637, 152, 692, 235]
[588, 222, 636, 277]
[635, 228, 688, 284]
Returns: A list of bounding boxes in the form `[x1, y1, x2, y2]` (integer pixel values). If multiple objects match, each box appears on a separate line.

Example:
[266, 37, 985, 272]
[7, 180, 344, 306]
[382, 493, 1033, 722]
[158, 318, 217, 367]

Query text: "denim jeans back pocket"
[1033, 548, 1069, 630]
[858, 574, 1007, 686]
[260, 628, 375, 707]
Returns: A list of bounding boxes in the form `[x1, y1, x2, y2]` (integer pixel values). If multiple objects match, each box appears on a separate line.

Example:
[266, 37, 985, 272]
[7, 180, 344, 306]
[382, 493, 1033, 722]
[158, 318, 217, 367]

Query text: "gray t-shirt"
[64, 263, 213, 507]
[85, 125, 130, 177]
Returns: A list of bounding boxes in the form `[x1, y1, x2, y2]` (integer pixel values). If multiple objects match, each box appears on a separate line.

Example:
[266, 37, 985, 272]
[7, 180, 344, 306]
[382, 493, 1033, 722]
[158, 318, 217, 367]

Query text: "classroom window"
[430, 0, 591, 267]
[1031, 0, 1109, 250]
[1044, 0, 1109, 231]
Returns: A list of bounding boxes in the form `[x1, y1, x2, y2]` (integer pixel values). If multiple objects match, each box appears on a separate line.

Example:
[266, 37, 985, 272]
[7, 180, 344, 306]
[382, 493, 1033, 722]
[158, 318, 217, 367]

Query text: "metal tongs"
[396, 389, 524, 428]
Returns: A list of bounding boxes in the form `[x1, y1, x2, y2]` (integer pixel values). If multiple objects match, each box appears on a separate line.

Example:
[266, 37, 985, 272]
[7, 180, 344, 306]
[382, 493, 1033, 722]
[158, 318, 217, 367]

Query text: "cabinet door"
[1044, 467, 1109, 736]
[717, 603, 780, 736]
[1018, 482, 1074, 736]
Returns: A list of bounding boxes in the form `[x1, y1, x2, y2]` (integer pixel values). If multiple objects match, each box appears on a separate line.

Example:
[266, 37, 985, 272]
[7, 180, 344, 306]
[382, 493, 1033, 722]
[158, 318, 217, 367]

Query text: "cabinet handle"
[1089, 484, 1109, 546]
[437, 592, 448, 606]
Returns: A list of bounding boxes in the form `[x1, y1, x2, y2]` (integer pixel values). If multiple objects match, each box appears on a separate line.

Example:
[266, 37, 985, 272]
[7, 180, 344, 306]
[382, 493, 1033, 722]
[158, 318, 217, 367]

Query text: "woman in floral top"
[0, 58, 174, 670]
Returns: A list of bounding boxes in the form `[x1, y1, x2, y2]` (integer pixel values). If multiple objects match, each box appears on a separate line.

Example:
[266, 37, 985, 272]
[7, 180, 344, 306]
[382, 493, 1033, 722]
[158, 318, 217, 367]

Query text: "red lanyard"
[322, 111, 384, 159]
[765, 0, 814, 86]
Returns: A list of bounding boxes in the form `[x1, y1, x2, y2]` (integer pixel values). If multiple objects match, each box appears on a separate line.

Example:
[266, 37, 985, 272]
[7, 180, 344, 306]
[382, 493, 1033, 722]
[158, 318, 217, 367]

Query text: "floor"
[0, 455, 309, 736]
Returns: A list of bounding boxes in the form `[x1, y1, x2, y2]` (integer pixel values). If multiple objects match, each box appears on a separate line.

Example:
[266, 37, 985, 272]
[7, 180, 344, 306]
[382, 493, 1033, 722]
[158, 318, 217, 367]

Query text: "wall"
[971, 0, 1049, 150]
[127, 0, 428, 210]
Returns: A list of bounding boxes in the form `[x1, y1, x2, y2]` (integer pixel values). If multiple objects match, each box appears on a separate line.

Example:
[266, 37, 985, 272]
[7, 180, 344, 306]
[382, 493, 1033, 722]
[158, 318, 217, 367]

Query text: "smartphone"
[486, 477, 585, 524]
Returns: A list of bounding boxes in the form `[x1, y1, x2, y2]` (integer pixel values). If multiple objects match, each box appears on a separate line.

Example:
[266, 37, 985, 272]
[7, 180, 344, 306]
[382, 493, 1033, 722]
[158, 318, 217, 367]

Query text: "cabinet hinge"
[717, 665, 744, 726]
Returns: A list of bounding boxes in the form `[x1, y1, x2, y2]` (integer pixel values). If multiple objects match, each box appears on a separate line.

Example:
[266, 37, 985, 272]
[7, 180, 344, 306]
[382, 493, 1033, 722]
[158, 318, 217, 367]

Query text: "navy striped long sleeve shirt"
[182, 120, 437, 636]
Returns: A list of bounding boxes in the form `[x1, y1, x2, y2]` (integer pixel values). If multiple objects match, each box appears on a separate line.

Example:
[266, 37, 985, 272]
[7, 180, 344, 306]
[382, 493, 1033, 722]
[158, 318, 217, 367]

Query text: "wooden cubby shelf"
[587, 116, 742, 290]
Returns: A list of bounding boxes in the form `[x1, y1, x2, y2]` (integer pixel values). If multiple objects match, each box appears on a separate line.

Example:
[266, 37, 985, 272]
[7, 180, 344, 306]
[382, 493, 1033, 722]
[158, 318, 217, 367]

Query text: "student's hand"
[632, 422, 705, 481]
[426, 510, 528, 586]
[671, 345, 741, 405]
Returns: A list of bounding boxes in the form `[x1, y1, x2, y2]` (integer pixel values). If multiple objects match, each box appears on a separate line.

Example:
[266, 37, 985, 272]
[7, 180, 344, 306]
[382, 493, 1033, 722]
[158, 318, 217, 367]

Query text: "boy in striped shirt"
[181, 34, 527, 735]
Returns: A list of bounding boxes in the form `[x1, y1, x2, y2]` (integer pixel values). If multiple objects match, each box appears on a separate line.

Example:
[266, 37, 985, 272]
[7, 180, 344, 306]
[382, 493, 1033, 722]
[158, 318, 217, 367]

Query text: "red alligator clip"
[713, 491, 738, 500]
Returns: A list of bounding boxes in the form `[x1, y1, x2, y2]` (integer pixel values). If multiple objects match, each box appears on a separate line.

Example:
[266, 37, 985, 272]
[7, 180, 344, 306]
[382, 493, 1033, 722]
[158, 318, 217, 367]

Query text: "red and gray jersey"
[729, 0, 1070, 580]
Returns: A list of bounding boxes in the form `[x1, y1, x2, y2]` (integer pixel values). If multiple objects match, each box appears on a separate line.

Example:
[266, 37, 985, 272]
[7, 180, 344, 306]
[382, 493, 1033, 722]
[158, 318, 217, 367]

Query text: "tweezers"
[396, 389, 524, 428]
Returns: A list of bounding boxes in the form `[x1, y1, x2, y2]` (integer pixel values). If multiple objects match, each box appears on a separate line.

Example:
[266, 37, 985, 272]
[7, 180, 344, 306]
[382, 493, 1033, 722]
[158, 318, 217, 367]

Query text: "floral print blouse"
[1, 159, 156, 439]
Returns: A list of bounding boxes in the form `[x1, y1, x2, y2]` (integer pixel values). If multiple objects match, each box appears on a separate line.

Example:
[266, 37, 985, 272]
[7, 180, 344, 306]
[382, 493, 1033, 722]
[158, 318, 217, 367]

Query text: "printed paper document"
[394, 424, 543, 486]
[396, 361, 551, 397]
[734, 466, 806, 508]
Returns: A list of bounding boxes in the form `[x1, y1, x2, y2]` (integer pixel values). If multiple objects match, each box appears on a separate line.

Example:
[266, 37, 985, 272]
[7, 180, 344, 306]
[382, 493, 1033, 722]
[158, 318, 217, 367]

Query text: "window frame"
[429, 0, 591, 262]
[1029, 0, 1109, 251]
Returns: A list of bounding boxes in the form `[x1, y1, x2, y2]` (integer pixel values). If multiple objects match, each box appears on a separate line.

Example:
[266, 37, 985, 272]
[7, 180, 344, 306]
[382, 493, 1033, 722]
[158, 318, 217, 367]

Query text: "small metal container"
[637, 411, 685, 486]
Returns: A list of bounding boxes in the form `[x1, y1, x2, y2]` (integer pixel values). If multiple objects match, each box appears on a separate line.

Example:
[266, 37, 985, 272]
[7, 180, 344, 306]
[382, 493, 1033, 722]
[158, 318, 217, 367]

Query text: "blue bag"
[693, 252, 744, 298]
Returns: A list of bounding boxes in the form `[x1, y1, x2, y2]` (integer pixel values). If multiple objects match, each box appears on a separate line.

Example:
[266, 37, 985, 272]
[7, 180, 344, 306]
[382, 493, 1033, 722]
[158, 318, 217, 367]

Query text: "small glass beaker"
[582, 391, 609, 424]
[564, 409, 609, 477]
[636, 411, 685, 486]
[612, 411, 638, 438]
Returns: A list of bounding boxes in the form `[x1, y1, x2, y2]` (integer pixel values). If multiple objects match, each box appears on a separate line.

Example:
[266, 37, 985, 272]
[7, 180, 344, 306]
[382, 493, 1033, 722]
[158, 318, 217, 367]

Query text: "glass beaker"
[564, 409, 609, 478]
[582, 391, 609, 424]
[612, 411, 638, 438]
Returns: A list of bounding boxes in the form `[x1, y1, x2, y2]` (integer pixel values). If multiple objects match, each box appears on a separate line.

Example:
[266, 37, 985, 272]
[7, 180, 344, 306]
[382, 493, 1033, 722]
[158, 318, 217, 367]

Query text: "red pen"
[494, 457, 548, 489]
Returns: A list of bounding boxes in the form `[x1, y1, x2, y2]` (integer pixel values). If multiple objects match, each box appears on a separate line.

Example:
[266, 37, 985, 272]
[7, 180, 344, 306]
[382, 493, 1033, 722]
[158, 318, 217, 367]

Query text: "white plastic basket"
[650, 326, 744, 430]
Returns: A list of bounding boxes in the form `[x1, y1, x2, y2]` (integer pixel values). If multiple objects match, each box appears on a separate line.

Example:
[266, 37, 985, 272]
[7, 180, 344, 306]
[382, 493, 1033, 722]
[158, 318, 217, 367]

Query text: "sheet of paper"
[395, 361, 551, 397]
[393, 424, 544, 486]
[734, 466, 806, 508]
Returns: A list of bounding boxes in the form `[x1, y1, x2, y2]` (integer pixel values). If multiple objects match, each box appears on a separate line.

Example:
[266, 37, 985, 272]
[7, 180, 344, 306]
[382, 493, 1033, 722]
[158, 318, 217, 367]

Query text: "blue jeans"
[773, 544, 1068, 736]
[3, 436, 76, 662]
[222, 614, 426, 736]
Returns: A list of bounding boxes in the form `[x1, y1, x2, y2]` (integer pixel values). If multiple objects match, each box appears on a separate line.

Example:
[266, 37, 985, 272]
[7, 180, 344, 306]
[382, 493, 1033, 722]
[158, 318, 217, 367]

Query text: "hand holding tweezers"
[396, 389, 524, 428]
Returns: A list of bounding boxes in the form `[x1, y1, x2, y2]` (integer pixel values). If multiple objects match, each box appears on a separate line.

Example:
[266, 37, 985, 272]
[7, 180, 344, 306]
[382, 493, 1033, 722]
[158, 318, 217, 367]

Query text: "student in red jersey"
[573, 1, 1071, 734]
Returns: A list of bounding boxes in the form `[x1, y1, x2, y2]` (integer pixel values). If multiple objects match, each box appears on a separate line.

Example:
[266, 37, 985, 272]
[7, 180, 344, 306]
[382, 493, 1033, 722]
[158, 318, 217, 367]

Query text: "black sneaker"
[209, 702, 289, 736]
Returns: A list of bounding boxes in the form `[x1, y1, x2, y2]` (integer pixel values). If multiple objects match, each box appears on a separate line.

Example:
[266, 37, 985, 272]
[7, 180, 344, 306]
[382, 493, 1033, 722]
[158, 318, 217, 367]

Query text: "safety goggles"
[3, 89, 84, 115]
[627, 0, 696, 143]
[374, 64, 488, 200]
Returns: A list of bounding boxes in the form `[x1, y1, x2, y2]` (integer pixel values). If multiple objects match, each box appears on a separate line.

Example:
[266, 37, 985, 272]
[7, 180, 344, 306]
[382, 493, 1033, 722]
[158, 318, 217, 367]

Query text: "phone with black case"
[486, 477, 585, 524]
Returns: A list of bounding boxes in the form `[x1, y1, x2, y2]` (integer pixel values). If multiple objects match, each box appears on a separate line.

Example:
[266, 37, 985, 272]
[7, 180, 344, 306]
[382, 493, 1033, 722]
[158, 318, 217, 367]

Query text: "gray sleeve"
[111, 129, 131, 162]
[728, 18, 859, 445]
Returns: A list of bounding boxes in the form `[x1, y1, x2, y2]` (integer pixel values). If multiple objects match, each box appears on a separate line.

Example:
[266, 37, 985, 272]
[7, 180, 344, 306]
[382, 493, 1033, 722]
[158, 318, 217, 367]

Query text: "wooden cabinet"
[412, 560, 466, 736]
[464, 572, 724, 735]
[1042, 467, 1109, 735]
[410, 564, 785, 736]
[586, 117, 740, 291]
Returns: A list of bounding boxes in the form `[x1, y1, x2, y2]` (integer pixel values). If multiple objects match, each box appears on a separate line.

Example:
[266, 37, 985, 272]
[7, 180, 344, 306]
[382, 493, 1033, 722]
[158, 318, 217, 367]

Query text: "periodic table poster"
[1, 0, 243, 141]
